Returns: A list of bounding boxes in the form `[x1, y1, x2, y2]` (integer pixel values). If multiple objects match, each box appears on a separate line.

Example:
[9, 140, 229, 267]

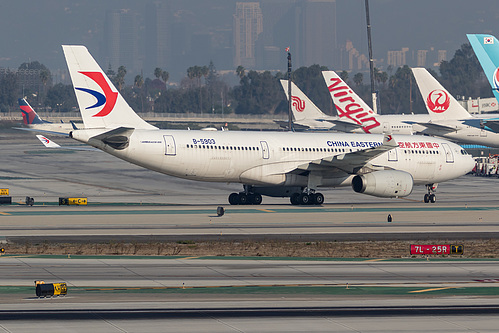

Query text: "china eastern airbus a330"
[61, 45, 474, 205]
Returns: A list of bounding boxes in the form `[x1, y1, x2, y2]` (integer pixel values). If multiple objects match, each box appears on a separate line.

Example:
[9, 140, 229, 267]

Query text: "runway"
[3, 130, 499, 331]
[2, 256, 499, 332]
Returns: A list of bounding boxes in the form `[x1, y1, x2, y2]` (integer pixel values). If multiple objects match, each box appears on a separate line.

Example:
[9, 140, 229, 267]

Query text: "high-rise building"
[233, 2, 263, 68]
[102, 9, 140, 76]
[417, 49, 428, 67]
[145, 3, 171, 77]
[387, 47, 409, 68]
[296, 0, 337, 69]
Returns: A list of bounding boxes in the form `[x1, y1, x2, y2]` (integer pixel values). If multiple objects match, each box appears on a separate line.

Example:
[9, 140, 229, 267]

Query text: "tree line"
[0, 43, 491, 117]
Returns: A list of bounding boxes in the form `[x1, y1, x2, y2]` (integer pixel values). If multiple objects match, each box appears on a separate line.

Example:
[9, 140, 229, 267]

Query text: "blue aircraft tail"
[467, 34, 499, 102]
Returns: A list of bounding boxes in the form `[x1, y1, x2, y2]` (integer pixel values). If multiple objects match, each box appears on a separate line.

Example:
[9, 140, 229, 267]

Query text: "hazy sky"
[0, 0, 498, 80]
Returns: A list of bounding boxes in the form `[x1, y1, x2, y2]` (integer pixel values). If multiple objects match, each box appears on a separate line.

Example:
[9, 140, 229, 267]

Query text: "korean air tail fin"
[62, 45, 156, 130]
[467, 34, 499, 102]
[279, 79, 327, 121]
[411, 68, 472, 121]
[18, 98, 46, 125]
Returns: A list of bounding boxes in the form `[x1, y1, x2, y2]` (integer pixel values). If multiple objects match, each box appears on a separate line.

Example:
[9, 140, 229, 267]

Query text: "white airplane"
[15, 98, 77, 136]
[412, 67, 499, 147]
[62, 45, 474, 205]
[280, 73, 429, 134]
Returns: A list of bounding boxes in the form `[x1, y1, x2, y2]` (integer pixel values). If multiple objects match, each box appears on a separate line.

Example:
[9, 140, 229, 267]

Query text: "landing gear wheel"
[429, 193, 436, 203]
[312, 193, 324, 205]
[290, 193, 300, 205]
[298, 193, 310, 205]
[424, 193, 430, 203]
[228, 193, 239, 205]
[238, 193, 248, 205]
[248, 193, 262, 205]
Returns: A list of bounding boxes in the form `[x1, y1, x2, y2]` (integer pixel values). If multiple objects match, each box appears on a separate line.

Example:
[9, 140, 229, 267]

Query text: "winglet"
[36, 135, 61, 148]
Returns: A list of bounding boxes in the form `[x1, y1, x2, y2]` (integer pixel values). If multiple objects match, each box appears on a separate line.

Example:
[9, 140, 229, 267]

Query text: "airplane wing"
[13, 127, 71, 137]
[292, 133, 398, 174]
[416, 122, 459, 133]
[321, 119, 364, 132]
[36, 135, 99, 151]
[481, 120, 499, 133]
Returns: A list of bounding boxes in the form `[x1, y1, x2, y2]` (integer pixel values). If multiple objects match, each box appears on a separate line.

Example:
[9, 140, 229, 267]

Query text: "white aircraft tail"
[322, 71, 381, 133]
[62, 45, 156, 130]
[279, 80, 327, 121]
[411, 68, 472, 121]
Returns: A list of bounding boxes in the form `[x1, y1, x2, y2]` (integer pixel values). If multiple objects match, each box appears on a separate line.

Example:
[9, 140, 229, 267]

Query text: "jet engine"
[351, 170, 413, 198]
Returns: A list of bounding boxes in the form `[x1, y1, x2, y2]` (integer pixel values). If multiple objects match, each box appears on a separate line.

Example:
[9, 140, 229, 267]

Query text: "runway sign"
[59, 197, 87, 205]
[0, 189, 8, 195]
[410, 244, 464, 255]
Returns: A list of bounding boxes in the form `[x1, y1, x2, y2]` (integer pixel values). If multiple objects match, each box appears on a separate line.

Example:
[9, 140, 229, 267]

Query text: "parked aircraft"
[280, 73, 429, 134]
[16, 98, 76, 135]
[62, 45, 474, 205]
[467, 33, 499, 132]
[412, 67, 499, 147]
[467, 34, 499, 103]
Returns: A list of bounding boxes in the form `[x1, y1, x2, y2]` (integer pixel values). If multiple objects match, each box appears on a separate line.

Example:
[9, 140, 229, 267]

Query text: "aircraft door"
[163, 135, 176, 156]
[441, 143, 454, 163]
[481, 129, 487, 137]
[383, 122, 390, 132]
[388, 148, 398, 161]
[260, 141, 269, 159]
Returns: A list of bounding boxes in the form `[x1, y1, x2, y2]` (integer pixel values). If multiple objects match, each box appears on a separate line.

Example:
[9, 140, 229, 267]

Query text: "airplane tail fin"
[19, 98, 45, 125]
[467, 34, 499, 102]
[62, 45, 156, 130]
[322, 71, 380, 133]
[411, 68, 472, 121]
[279, 80, 327, 121]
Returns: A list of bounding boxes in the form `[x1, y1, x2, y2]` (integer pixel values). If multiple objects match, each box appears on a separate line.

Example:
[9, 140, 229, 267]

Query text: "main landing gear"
[228, 192, 262, 205]
[290, 192, 324, 205]
[423, 184, 437, 203]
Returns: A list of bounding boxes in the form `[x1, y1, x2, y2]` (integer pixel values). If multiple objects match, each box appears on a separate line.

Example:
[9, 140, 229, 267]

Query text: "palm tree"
[353, 72, 363, 86]
[161, 71, 169, 85]
[154, 67, 162, 80]
[236, 65, 245, 80]
[116, 66, 127, 92]
[134, 74, 144, 112]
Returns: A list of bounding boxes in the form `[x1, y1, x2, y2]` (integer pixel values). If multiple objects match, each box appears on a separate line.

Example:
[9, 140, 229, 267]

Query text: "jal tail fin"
[411, 68, 472, 121]
[467, 34, 499, 102]
[62, 45, 156, 130]
[18, 98, 45, 125]
[322, 71, 380, 133]
[279, 80, 327, 121]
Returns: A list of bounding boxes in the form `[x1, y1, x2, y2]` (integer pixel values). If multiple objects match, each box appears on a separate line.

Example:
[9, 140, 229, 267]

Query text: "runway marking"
[364, 259, 387, 262]
[0, 212, 10, 216]
[409, 287, 459, 293]
[257, 209, 275, 213]
[181, 256, 200, 260]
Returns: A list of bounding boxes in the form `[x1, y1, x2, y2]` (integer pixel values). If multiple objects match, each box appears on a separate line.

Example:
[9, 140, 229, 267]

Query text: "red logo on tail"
[291, 96, 305, 112]
[427, 89, 450, 113]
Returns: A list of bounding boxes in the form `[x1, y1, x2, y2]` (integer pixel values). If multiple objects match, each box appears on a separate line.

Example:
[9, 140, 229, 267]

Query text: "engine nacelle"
[352, 170, 413, 198]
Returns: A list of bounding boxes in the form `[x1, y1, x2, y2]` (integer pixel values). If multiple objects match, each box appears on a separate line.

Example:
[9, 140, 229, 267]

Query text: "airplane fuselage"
[72, 129, 473, 188]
